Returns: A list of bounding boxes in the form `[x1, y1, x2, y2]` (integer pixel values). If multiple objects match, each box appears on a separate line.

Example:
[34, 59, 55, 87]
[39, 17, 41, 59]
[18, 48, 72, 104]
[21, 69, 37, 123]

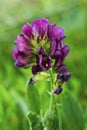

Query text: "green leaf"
[27, 112, 43, 130]
[61, 91, 85, 130]
[27, 82, 41, 114]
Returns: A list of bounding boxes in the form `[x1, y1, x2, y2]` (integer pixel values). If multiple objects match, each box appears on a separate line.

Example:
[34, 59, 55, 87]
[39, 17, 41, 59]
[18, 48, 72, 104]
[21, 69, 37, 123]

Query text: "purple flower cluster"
[13, 18, 71, 94]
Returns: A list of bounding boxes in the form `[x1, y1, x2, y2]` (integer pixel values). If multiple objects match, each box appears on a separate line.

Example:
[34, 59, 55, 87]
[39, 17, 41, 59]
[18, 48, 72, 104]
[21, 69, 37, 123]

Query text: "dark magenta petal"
[57, 41, 62, 50]
[53, 86, 63, 95]
[32, 18, 49, 39]
[39, 54, 52, 71]
[38, 46, 45, 55]
[54, 50, 62, 66]
[57, 71, 71, 83]
[57, 64, 67, 73]
[22, 23, 33, 39]
[62, 45, 70, 57]
[32, 65, 41, 75]
[54, 50, 62, 57]
[38, 46, 52, 71]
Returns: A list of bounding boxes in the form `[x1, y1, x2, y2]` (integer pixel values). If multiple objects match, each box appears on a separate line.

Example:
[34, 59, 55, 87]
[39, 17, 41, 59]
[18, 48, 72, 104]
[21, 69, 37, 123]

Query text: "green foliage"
[27, 82, 41, 114]
[27, 112, 43, 130]
[61, 91, 85, 130]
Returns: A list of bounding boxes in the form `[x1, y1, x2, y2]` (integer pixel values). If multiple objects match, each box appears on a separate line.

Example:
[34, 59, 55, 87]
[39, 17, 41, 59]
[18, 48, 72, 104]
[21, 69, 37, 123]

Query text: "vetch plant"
[13, 18, 71, 130]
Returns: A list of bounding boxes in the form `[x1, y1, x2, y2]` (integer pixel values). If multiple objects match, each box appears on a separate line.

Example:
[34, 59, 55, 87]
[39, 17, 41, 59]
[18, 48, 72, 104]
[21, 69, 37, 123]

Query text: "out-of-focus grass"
[0, 0, 87, 130]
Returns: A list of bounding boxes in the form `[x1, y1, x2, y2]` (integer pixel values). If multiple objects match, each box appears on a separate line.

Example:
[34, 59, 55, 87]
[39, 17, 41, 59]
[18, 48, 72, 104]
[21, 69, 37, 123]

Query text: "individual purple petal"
[57, 27, 66, 41]
[14, 34, 28, 44]
[22, 23, 33, 39]
[53, 86, 63, 95]
[32, 65, 42, 75]
[54, 44, 70, 68]
[38, 46, 45, 55]
[57, 72, 71, 83]
[32, 18, 49, 39]
[14, 61, 24, 67]
[39, 54, 52, 71]
[56, 41, 62, 50]
[54, 50, 62, 66]
[12, 49, 18, 60]
[15, 41, 31, 54]
[56, 64, 67, 73]
[14, 34, 32, 54]
[50, 40, 56, 56]
[12, 49, 30, 68]
[13, 49, 27, 64]
[38, 46, 52, 71]
[48, 24, 66, 41]
[54, 50, 62, 57]
[62, 45, 70, 57]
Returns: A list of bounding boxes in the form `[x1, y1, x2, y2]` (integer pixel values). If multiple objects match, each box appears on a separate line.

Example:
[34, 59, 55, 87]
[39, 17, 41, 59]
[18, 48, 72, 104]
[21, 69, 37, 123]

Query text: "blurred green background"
[0, 0, 87, 130]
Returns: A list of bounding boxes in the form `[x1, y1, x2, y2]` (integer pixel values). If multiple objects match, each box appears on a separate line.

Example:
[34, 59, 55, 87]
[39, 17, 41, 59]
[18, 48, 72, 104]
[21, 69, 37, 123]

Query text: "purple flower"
[54, 44, 70, 68]
[32, 18, 49, 41]
[32, 65, 42, 75]
[13, 18, 71, 81]
[32, 46, 52, 75]
[53, 86, 63, 95]
[48, 24, 66, 41]
[57, 71, 71, 83]
[13, 49, 30, 68]
[13, 33, 34, 68]
[22, 23, 34, 39]
[39, 54, 52, 71]
[38, 46, 52, 71]
[14, 34, 32, 54]
[56, 64, 67, 74]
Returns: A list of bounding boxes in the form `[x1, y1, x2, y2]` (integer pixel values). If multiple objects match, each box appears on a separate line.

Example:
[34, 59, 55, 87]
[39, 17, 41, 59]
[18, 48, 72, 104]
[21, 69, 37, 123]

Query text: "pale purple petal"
[14, 34, 28, 44]
[22, 23, 33, 39]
